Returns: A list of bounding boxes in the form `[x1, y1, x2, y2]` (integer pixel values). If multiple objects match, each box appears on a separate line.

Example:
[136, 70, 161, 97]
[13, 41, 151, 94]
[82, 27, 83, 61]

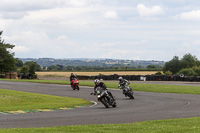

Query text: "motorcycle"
[91, 87, 117, 108]
[71, 78, 79, 90]
[120, 85, 134, 99]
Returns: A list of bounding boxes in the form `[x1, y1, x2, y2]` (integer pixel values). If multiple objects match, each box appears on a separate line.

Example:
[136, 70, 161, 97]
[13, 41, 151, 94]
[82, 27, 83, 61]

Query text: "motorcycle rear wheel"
[100, 98, 110, 108]
[112, 101, 117, 107]
[129, 94, 134, 99]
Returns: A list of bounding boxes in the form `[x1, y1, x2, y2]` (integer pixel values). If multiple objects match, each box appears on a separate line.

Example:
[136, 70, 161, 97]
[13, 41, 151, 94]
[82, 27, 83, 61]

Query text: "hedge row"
[17, 73, 37, 79]
[77, 74, 200, 82]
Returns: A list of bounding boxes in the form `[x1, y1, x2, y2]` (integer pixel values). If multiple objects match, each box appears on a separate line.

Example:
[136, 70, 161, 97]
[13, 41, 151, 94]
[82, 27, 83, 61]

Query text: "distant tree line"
[46, 64, 161, 71]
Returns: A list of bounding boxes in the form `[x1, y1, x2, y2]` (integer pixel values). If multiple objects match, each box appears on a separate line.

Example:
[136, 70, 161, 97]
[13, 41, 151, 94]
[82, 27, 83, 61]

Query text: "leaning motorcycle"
[71, 78, 79, 90]
[91, 87, 117, 108]
[120, 85, 134, 99]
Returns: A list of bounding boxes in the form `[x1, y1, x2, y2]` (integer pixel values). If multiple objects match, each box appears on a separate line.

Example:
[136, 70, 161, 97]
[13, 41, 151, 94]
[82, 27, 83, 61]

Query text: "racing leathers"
[118, 79, 130, 94]
[94, 82, 115, 102]
[70, 74, 77, 86]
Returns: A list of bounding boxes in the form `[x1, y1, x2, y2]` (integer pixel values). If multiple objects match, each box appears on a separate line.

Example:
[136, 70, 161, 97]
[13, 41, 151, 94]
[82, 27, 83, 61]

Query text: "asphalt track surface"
[1, 80, 200, 128]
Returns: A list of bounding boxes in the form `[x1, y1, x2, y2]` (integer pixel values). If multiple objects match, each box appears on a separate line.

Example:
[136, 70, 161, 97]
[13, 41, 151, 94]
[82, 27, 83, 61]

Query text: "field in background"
[36, 71, 158, 78]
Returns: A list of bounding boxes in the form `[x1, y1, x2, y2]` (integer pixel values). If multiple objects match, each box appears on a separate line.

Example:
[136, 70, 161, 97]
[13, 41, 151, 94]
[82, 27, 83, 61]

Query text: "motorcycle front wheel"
[76, 85, 80, 90]
[129, 93, 134, 99]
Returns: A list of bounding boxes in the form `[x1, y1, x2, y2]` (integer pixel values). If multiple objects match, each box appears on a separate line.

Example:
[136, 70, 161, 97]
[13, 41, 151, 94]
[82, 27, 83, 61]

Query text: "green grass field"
[1, 79, 200, 132]
[0, 89, 92, 112]
[0, 117, 200, 133]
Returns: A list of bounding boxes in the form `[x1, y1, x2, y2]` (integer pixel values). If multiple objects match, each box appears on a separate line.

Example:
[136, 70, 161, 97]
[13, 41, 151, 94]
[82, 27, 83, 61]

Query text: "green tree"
[180, 53, 200, 69]
[163, 56, 181, 74]
[24, 61, 41, 71]
[0, 31, 16, 73]
[16, 58, 23, 67]
[29, 62, 37, 74]
[20, 65, 29, 74]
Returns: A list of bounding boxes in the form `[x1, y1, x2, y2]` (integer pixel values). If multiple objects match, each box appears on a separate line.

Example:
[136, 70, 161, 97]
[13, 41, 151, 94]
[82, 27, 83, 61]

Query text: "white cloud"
[104, 11, 119, 19]
[5, 31, 77, 58]
[13, 45, 30, 52]
[2, 0, 200, 61]
[1, 11, 28, 19]
[136, 4, 164, 17]
[179, 10, 200, 20]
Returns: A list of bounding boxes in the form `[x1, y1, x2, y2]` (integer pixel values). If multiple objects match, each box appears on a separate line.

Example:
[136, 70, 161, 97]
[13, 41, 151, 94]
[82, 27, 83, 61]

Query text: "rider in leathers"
[93, 79, 115, 104]
[118, 77, 130, 95]
[70, 73, 77, 86]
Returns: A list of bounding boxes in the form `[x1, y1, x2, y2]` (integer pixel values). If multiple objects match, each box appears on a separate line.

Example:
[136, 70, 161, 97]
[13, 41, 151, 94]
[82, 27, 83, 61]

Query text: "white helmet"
[118, 77, 123, 81]
[94, 79, 100, 84]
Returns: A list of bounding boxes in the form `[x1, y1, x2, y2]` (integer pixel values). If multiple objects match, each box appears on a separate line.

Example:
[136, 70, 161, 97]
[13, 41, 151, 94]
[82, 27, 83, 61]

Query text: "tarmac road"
[1, 80, 200, 128]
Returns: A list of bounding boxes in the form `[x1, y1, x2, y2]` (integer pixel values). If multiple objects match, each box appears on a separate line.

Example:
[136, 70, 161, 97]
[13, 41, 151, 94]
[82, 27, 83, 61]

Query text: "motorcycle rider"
[93, 79, 115, 103]
[70, 73, 77, 86]
[118, 77, 130, 95]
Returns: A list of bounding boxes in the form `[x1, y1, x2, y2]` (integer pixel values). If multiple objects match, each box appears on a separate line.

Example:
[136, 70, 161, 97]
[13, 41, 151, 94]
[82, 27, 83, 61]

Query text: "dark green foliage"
[20, 61, 41, 74]
[178, 66, 200, 76]
[28, 62, 37, 74]
[15, 58, 23, 67]
[181, 53, 200, 68]
[155, 71, 163, 75]
[20, 65, 29, 74]
[163, 53, 200, 75]
[47, 64, 161, 71]
[0, 31, 16, 73]
[164, 70, 172, 75]
[24, 61, 41, 71]
[163, 56, 181, 74]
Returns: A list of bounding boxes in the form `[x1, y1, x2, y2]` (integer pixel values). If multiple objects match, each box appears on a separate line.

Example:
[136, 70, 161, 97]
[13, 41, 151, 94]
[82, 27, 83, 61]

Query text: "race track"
[1, 80, 200, 128]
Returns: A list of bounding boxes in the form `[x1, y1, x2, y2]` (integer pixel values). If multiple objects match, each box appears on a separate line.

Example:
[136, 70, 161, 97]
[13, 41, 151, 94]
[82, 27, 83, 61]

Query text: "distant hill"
[19, 58, 165, 67]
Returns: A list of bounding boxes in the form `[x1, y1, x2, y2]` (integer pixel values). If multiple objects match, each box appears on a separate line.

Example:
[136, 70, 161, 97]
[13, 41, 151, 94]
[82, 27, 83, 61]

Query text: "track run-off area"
[1, 80, 200, 128]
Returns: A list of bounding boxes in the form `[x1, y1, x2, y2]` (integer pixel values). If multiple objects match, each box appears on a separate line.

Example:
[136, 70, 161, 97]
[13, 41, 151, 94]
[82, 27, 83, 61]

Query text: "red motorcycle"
[71, 78, 80, 90]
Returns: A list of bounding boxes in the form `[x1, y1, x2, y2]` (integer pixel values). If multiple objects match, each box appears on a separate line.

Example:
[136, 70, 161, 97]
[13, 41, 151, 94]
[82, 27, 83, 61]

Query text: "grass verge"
[0, 117, 200, 133]
[0, 88, 92, 112]
[1, 79, 200, 94]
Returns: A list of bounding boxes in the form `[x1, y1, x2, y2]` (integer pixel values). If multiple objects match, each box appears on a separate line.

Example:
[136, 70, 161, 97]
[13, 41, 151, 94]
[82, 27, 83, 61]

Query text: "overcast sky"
[1, 0, 200, 61]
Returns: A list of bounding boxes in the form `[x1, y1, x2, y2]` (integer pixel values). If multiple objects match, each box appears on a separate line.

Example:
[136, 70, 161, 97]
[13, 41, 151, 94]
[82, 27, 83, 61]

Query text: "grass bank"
[0, 117, 200, 133]
[0, 89, 92, 112]
[1, 79, 200, 94]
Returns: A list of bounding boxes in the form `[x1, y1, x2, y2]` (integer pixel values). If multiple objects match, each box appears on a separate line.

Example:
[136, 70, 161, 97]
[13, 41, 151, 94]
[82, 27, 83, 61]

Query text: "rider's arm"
[125, 80, 130, 84]
[94, 85, 97, 95]
[102, 83, 107, 90]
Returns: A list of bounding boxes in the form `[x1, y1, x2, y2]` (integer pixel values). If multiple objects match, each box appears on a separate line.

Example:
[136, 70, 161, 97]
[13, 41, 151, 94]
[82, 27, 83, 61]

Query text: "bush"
[192, 66, 200, 75]
[177, 66, 200, 76]
[20, 66, 29, 74]
[164, 70, 172, 75]
[155, 71, 163, 75]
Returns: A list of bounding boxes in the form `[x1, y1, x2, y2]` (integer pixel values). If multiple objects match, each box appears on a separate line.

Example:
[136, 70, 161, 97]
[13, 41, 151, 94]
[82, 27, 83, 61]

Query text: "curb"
[0, 105, 86, 115]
